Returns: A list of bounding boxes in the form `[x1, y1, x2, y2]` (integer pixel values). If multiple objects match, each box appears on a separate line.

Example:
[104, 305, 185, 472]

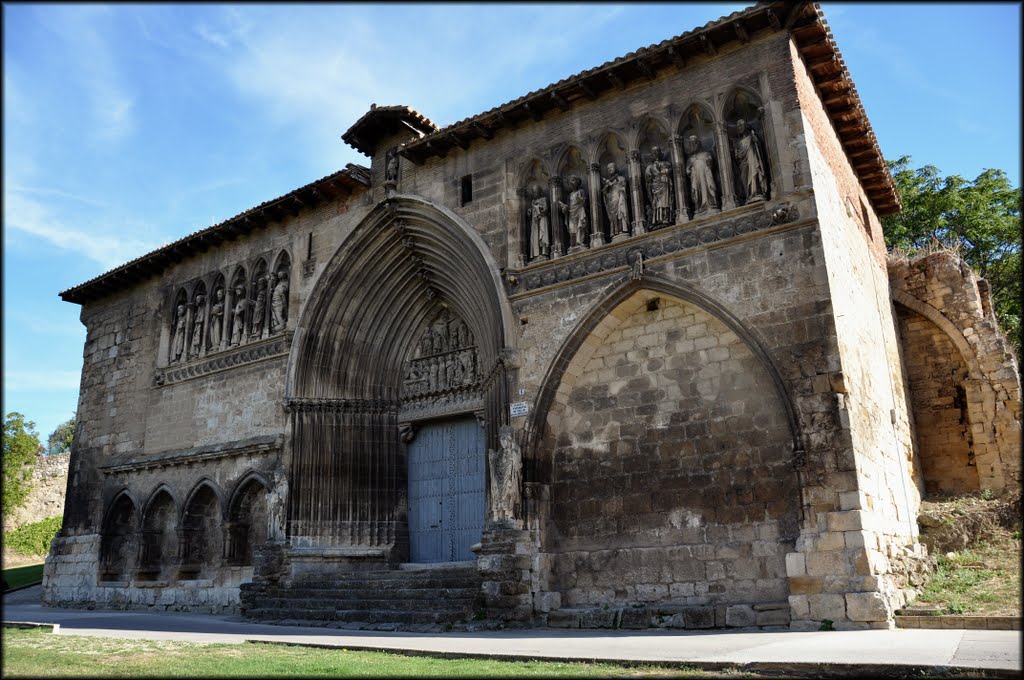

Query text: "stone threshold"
[895, 614, 1021, 630]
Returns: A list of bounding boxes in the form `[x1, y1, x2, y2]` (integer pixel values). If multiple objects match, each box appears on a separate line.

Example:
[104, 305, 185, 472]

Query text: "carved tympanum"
[401, 308, 480, 402]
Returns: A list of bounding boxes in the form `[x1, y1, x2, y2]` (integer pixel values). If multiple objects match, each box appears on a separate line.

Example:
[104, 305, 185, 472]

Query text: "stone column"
[628, 150, 646, 235]
[511, 187, 527, 269]
[715, 122, 737, 211]
[588, 163, 606, 247]
[669, 135, 691, 224]
[221, 286, 234, 351]
[262, 274, 273, 340]
[548, 176, 565, 258]
[183, 304, 195, 361]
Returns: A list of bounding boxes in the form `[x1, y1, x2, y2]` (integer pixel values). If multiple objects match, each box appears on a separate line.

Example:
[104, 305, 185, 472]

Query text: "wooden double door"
[406, 416, 485, 563]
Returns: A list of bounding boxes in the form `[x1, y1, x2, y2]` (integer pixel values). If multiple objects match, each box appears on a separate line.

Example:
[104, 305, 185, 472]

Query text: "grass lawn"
[3, 563, 44, 590]
[1, 628, 749, 678]
[910, 525, 1021, 616]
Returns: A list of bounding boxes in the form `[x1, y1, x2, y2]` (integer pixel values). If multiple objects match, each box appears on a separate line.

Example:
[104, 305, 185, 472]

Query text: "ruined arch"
[179, 479, 223, 579]
[528, 277, 802, 608]
[286, 195, 514, 551]
[138, 486, 179, 581]
[98, 490, 139, 582]
[226, 472, 270, 567]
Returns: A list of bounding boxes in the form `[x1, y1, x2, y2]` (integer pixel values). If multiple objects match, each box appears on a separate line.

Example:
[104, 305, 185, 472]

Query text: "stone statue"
[251, 277, 268, 336]
[271, 271, 289, 332]
[559, 175, 588, 249]
[209, 288, 225, 348]
[488, 426, 522, 523]
[645, 146, 673, 225]
[385, 148, 399, 183]
[628, 248, 645, 281]
[732, 117, 768, 204]
[459, 350, 475, 385]
[189, 295, 205, 357]
[428, 357, 439, 392]
[685, 135, 719, 215]
[601, 162, 630, 238]
[527, 185, 550, 261]
[231, 287, 248, 346]
[267, 461, 288, 542]
[172, 304, 187, 361]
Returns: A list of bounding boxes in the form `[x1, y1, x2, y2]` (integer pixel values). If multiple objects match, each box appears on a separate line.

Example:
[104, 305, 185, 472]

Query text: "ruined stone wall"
[896, 307, 978, 495]
[7, 453, 70, 531]
[889, 251, 1021, 493]
[547, 293, 798, 609]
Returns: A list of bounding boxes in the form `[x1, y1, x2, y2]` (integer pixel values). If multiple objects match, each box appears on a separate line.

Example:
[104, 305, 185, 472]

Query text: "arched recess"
[226, 472, 270, 567]
[556, 146, 591, 250]
[892, 292, 982, 495]
[250, 258, 270, 339]
[286, 195, 515, 551]
[723, 87, 772, 205]
[227, 266, 248, 348]
[138, 486, 179, 581]
[520, 158, 552, 264]
[635, 117, 673, 228]
[98, 490, 139, 582]
[678, 103, 721, 218]
[189, 280, 208, 359]
[270, 251, 292, 334]
[179, 479, 224, 579]
[527, 277, 803, 608]
[209, 273, 227, 351]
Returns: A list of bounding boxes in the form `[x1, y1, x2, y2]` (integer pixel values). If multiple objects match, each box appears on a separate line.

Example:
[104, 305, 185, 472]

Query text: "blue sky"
[3, 3, 1021, 443]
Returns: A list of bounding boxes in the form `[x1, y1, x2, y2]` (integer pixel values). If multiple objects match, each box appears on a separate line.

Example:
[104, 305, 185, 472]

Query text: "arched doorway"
[287, 196, 514, 560]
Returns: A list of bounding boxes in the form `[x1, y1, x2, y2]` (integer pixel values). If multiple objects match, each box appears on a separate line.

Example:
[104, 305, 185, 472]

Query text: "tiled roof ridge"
[60, 163, 370, 303]
[422, 4, 760, 139]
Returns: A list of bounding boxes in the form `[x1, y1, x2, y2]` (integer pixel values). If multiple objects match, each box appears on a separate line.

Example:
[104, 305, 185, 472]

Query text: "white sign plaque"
[509, 401, 529, 417]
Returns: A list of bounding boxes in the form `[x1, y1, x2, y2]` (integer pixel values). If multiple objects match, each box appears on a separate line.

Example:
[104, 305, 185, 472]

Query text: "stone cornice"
[100, 435, 282, 474]
[155, 333, 292, 387]
[60, 166, 370, 306]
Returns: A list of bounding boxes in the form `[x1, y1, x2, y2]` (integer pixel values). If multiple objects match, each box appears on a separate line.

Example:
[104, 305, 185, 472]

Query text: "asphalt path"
[3, 586, 1021, 675]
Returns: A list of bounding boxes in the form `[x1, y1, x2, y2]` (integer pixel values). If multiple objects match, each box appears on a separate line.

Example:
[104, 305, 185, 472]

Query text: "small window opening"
[646, 298, 661, 312]
[520, 317, 529, 326]
[460, 175, 473, 206]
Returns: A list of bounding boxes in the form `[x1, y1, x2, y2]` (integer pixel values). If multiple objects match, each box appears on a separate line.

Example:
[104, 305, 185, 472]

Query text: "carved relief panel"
[400, 307, 481, 420]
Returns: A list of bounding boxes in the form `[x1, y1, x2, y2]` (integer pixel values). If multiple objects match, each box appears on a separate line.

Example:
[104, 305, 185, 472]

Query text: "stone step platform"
[241, 564, 484, 630]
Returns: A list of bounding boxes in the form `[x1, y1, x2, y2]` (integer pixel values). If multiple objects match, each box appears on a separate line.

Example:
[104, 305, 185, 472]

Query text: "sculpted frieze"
[504, 202, 799, 296]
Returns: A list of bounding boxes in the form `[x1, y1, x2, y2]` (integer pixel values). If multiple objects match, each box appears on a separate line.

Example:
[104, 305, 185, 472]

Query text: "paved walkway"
[4, 587, 1021, 676]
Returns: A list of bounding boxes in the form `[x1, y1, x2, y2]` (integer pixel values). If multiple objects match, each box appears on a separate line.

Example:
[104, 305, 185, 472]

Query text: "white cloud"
[4, 189, 162, 270]
[7, 311, 87, 339]
[36, 5, 137, 142]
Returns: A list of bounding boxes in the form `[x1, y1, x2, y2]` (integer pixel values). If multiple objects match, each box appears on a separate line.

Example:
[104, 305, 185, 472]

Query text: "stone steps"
[242, 565, 483, 630]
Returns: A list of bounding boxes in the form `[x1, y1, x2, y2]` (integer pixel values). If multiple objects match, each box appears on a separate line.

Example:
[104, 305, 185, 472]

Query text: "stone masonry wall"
[789, 38, 925, 629]
[7, 453, 70, 531]
[547, 293, 798, 610]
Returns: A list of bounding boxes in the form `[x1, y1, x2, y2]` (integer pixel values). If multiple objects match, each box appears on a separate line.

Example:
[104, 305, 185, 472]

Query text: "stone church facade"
[44, 2, 1020, 631]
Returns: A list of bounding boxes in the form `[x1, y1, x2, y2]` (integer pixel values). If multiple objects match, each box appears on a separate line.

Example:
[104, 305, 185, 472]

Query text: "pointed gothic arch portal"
[288, 196, 514, 560]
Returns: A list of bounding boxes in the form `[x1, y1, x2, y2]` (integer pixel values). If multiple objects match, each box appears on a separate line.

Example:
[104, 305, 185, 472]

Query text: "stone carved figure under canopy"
[172, 303, 187, 361]
[251, 277, 268, 336]
[731, 116, 768, 204]
[685, 135, 719, 215]
[401, 308, 479, 401]
[645, 146, 674, 226]
[271, 271, 289, 332]
[601, 162, 630, 238]
[488, 426, 522, 523]
[209, 288, 225, 348]
[231, 287, 247, 346]
[189, 295, 206, 357]
[527, 185, 551, 261]
[559, 175, 588, 249]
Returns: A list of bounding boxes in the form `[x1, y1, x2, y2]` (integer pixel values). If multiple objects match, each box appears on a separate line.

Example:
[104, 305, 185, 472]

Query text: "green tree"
[3, 412, 40, 518]
[47, 417, 76, 455]
[883, 156, 1022, 355]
